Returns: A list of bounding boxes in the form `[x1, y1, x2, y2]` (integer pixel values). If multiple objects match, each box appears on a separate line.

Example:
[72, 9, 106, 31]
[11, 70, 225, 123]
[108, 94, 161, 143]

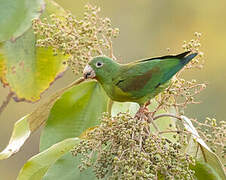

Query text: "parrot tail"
[161, 51, 198, 83]
[179, 51, 198, 66]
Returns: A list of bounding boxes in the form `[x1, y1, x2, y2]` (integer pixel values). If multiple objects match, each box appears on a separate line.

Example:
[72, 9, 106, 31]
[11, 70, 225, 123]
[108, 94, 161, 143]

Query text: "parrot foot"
[144, 100, 151, 107]
[135, 106, 149, 120]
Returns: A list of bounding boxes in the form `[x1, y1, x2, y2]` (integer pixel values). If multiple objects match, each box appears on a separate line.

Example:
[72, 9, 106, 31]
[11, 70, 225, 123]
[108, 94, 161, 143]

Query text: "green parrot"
[83, 51, 197, 107]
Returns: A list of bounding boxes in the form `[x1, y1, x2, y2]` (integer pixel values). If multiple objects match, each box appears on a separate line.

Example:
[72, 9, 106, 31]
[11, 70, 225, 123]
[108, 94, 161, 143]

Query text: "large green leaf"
[0, 30, 67, 102]
[40, 80, 108, 150]
[0, 0, 67, 102]
[0, 0, 45, 42]
[39, 80, 108, 179]
[0, 78, 84, 160]
[182, 116, 226, 180]
[17, 138, 80, 180]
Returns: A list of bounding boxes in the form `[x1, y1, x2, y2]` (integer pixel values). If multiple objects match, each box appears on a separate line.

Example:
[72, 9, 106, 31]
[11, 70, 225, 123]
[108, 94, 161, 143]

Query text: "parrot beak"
[83, 65, 96, 79]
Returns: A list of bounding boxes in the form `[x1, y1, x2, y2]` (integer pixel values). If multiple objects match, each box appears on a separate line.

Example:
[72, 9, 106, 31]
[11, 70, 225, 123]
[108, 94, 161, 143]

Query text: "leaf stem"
[0, 91, 14, 116]
[28, 77, 85, 131]
[199, 144, 207, 162]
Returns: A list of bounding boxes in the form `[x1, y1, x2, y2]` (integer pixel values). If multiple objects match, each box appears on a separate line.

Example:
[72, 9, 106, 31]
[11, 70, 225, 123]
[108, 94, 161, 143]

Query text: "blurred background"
[0, 0, 225, 179]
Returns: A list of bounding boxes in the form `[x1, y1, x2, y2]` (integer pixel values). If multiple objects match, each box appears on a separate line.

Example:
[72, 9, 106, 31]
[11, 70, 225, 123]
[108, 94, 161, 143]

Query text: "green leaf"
[42, 0, 66, 17]
[191, 161, 221, 180]
[0, 0, 67, 102]
[0, 115, 30, 159]
[17, 138, 80, 180]
[0, 30, 67, 102]
[43, 153, 97, 180]
[39, 80, 108, 179]
[182, 116, 226, 180]
[40, 80, 108, 150]
[0, 78, 84, 160]
[148, 101, 177, 136]
[0, 0, 70, 159]
[111, 101, 139, 117]
[0, 0, 45, 42]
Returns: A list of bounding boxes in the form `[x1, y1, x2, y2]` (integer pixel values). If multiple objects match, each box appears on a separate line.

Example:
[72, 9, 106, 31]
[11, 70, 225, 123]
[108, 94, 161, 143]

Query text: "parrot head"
[83, 56, 119, 82]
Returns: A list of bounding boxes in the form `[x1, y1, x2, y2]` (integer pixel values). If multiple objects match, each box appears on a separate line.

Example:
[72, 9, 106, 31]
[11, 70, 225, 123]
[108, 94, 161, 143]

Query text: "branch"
[102, 34, 116, 60]
[148, 114, 160, 132]
[158, 130, 182, 134]
[0, 91, 14, 116]
[153, 113, 182, 121]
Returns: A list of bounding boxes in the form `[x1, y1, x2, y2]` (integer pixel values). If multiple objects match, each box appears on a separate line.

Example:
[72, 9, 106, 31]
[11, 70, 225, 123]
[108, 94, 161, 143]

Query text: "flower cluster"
[182, 32, 204, 70]
[154, 78, 207, 115]
[32, 4, 119, 74]
[153, 33, 206, 114]
[72, 113, 195, 180]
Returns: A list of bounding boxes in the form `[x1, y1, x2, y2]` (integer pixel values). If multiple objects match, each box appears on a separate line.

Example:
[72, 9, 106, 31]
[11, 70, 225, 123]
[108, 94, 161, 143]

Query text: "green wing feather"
[114, 52, 197, 98]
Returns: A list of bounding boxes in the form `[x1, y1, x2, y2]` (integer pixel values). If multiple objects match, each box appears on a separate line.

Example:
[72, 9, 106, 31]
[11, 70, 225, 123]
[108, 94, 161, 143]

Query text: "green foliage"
[39, 80, 108, 179]
[43, 153, 96, 180]
[0, 0, 44, 42]
[0, 1, 225, 180]
[0, 0, 67, 102]
[0, 115, 30, 160]
[182, 116, 226, 179]
[0, 30, 67, 101]
[40, 80, 108, 151]
[191, 161, 221, 180]
[0, 78, 84, 160]
[17, 138, 81, 180]
[111, 101, 139, 117]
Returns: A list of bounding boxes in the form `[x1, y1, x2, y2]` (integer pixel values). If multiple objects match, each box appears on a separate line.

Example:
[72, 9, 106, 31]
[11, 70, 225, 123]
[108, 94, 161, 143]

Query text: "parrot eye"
[95, 61, 104, 68]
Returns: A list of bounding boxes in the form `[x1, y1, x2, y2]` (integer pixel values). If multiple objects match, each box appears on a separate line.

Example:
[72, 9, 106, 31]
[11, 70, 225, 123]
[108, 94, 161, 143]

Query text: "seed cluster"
[72, 113, 195, 179]
[155, 78, 207, 114]
[32, 4, 119, 74]
[182, 32, 204, 70]
[153, 33, 206, 115]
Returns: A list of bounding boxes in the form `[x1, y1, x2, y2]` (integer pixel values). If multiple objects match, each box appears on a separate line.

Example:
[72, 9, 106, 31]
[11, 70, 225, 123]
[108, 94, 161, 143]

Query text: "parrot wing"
[114, 51, 197, 96]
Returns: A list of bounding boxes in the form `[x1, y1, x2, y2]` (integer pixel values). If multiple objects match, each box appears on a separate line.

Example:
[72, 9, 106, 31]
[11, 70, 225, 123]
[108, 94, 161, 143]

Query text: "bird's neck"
[96, 63, 120, 85]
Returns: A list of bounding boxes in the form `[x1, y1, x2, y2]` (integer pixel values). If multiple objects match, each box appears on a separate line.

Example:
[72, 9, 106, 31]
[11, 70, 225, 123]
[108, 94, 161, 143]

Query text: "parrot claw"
[135, 106, 149, 120]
